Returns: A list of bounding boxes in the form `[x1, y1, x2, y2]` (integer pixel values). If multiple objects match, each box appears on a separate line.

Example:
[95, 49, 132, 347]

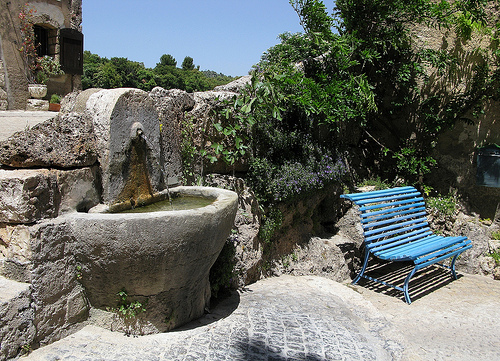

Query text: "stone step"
[0, 274, 29, 303]
[0, 275, 35, 360]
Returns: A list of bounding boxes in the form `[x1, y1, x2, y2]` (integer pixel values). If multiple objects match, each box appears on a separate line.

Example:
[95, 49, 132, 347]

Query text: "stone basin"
[66, 186, 238, 334]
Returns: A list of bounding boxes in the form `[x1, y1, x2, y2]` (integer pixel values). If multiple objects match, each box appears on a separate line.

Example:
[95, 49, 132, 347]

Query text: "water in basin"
[119, 195, 213, 213]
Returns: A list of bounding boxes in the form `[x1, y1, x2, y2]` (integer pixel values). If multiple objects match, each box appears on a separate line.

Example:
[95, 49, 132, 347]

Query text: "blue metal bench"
[341, 186, 472, 303]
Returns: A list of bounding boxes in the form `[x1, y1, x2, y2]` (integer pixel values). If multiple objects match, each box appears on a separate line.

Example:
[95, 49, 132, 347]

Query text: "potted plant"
[49, 94, 61, 112]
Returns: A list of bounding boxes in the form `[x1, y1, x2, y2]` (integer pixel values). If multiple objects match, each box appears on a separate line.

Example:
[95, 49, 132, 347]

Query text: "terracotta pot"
[48, 103, 61, 112]
[28, 84, 47, 99]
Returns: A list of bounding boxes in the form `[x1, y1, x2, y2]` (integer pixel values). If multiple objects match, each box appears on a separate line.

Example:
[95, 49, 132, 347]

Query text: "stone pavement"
[0, 111, 57, 141]
[351, 270, 500, 361]
[19, 276, 400, 361]
[16, 272, 500, 361]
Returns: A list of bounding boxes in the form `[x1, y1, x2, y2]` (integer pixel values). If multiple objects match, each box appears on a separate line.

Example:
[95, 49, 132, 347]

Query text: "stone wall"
[431, 100, 500, 220]
[0, 60, 7, 110]
[404, 4, 499, 219]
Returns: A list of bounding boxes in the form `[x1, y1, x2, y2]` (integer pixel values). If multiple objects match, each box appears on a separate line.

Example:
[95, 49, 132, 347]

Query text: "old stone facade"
[0, 0, 83, 110]
[410, 3, 500, 220]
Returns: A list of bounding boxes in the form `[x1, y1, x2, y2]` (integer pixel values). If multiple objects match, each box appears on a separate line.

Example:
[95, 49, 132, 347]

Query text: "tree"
[158, 54, 177, 67]
[182, 56, 195, 71]
[83, 52, 236, 92]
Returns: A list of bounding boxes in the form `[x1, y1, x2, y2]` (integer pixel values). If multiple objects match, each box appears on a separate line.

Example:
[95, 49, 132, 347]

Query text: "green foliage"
[158, 54, 177, 67]
[181, 56, 195, 71]
[290, 0, 334, 36]
[358, 177, 393, 190]
[205, 94, 256, 169]
[248, 155, 347, 204]
[50, 94, 61, 104]
[20, 344, 32, 355]
[259, 208, 284, 244]
[107, 289, 146, 319]
[491, 230, 500, 240]
[211, 9, 373, 202]
[82, 51, 236, 92]
[488, 250, 500, 264]
[332, 0, 496, 185]
[209, 240, 236, 298]
[426, 193, 458, 216]
[180, 115, 199, 184]
[392, 146, 437, 182]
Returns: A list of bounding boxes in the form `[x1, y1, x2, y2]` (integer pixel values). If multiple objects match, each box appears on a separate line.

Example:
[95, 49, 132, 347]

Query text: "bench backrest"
[341, 186, 432, 251]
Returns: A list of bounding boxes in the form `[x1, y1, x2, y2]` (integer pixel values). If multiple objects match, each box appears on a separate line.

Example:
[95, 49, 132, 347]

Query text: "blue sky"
[82, 1, 314, 76]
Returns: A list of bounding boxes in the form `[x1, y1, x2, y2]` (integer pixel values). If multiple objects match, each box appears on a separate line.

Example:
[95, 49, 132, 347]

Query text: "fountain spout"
[130, 122, 145, 141]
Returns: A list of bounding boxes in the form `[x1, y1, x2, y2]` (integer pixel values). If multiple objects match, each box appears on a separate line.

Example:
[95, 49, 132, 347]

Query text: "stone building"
[0, 0, 83, 110]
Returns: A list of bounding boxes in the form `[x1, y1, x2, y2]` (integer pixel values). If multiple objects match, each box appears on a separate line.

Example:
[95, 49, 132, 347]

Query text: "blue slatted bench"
[341, 186, 472, 304]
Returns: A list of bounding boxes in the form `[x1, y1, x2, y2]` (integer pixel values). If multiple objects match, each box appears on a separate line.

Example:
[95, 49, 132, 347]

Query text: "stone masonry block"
[0, 277, 35, 360]
[0, 170, 58, 224]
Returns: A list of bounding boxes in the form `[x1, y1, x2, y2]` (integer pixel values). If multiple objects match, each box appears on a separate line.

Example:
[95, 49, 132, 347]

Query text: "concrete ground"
[16, 271, 500, 361]
[0, 111, 57, 141]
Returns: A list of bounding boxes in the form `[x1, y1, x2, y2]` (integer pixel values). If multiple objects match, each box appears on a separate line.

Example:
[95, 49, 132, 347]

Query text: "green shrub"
[50, 94, 61, 104]
[209, 240, 236, 299]
[259, 208, 283, 244]
[358, 177, 392, 190]
[489, 251, 500, 264]
[426, 194, 457, 216]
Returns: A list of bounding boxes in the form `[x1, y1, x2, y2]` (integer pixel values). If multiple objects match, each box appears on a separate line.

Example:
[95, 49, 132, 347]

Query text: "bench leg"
[352, 251, 370, 285]
[403, 266, 417, 304]
[450, 254, 459, 280]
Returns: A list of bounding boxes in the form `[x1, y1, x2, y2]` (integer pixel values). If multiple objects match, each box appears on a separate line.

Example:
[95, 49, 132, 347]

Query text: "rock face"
[213, 75, 251, 92]
[86, 88, 163, 206]
[204, 175, 263, 287]
[149, 87, 195, 183]
[0, 168, 100, 224]
[0, 277, 35, 360]
[29, 220, 88, 347]
[0, 112, 97, 168]
[0, 169, 58, 223]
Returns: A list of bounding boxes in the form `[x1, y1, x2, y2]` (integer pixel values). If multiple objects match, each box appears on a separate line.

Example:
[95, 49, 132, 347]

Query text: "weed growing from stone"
[20, 344, 32, 355]
[489, 251, 500, 264]
[107, 289, 146, 319]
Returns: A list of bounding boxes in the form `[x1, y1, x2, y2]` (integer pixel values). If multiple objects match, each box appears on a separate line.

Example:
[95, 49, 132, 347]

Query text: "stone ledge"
[26, 99, 49, 111]
[0, 168, 99, 224]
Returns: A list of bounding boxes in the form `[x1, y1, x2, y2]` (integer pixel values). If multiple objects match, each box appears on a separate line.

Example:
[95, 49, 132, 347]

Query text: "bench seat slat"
[376, 235, 443, 259]
[364, 215, 428, 237]
[362, 208, 427, 230]
[376, 235, 466, 261]
[341, 186, 416, 201]
[368, 228, 433, 252]
[414, 242, 472, 269]
[358, 193, 421, 209]
[365, 221, 429, 243]
[361, 200, 425, 222]
[413, 237, 469, 264]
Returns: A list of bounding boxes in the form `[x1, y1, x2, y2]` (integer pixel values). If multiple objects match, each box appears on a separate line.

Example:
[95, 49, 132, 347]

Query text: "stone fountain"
[0, 86, 238, 358]
[71, 88, 238, 333]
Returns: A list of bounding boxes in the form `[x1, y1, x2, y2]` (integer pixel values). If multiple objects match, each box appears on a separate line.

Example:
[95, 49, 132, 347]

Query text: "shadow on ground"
[357, 261, 457, 303]
[173, 290, 242, 332]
